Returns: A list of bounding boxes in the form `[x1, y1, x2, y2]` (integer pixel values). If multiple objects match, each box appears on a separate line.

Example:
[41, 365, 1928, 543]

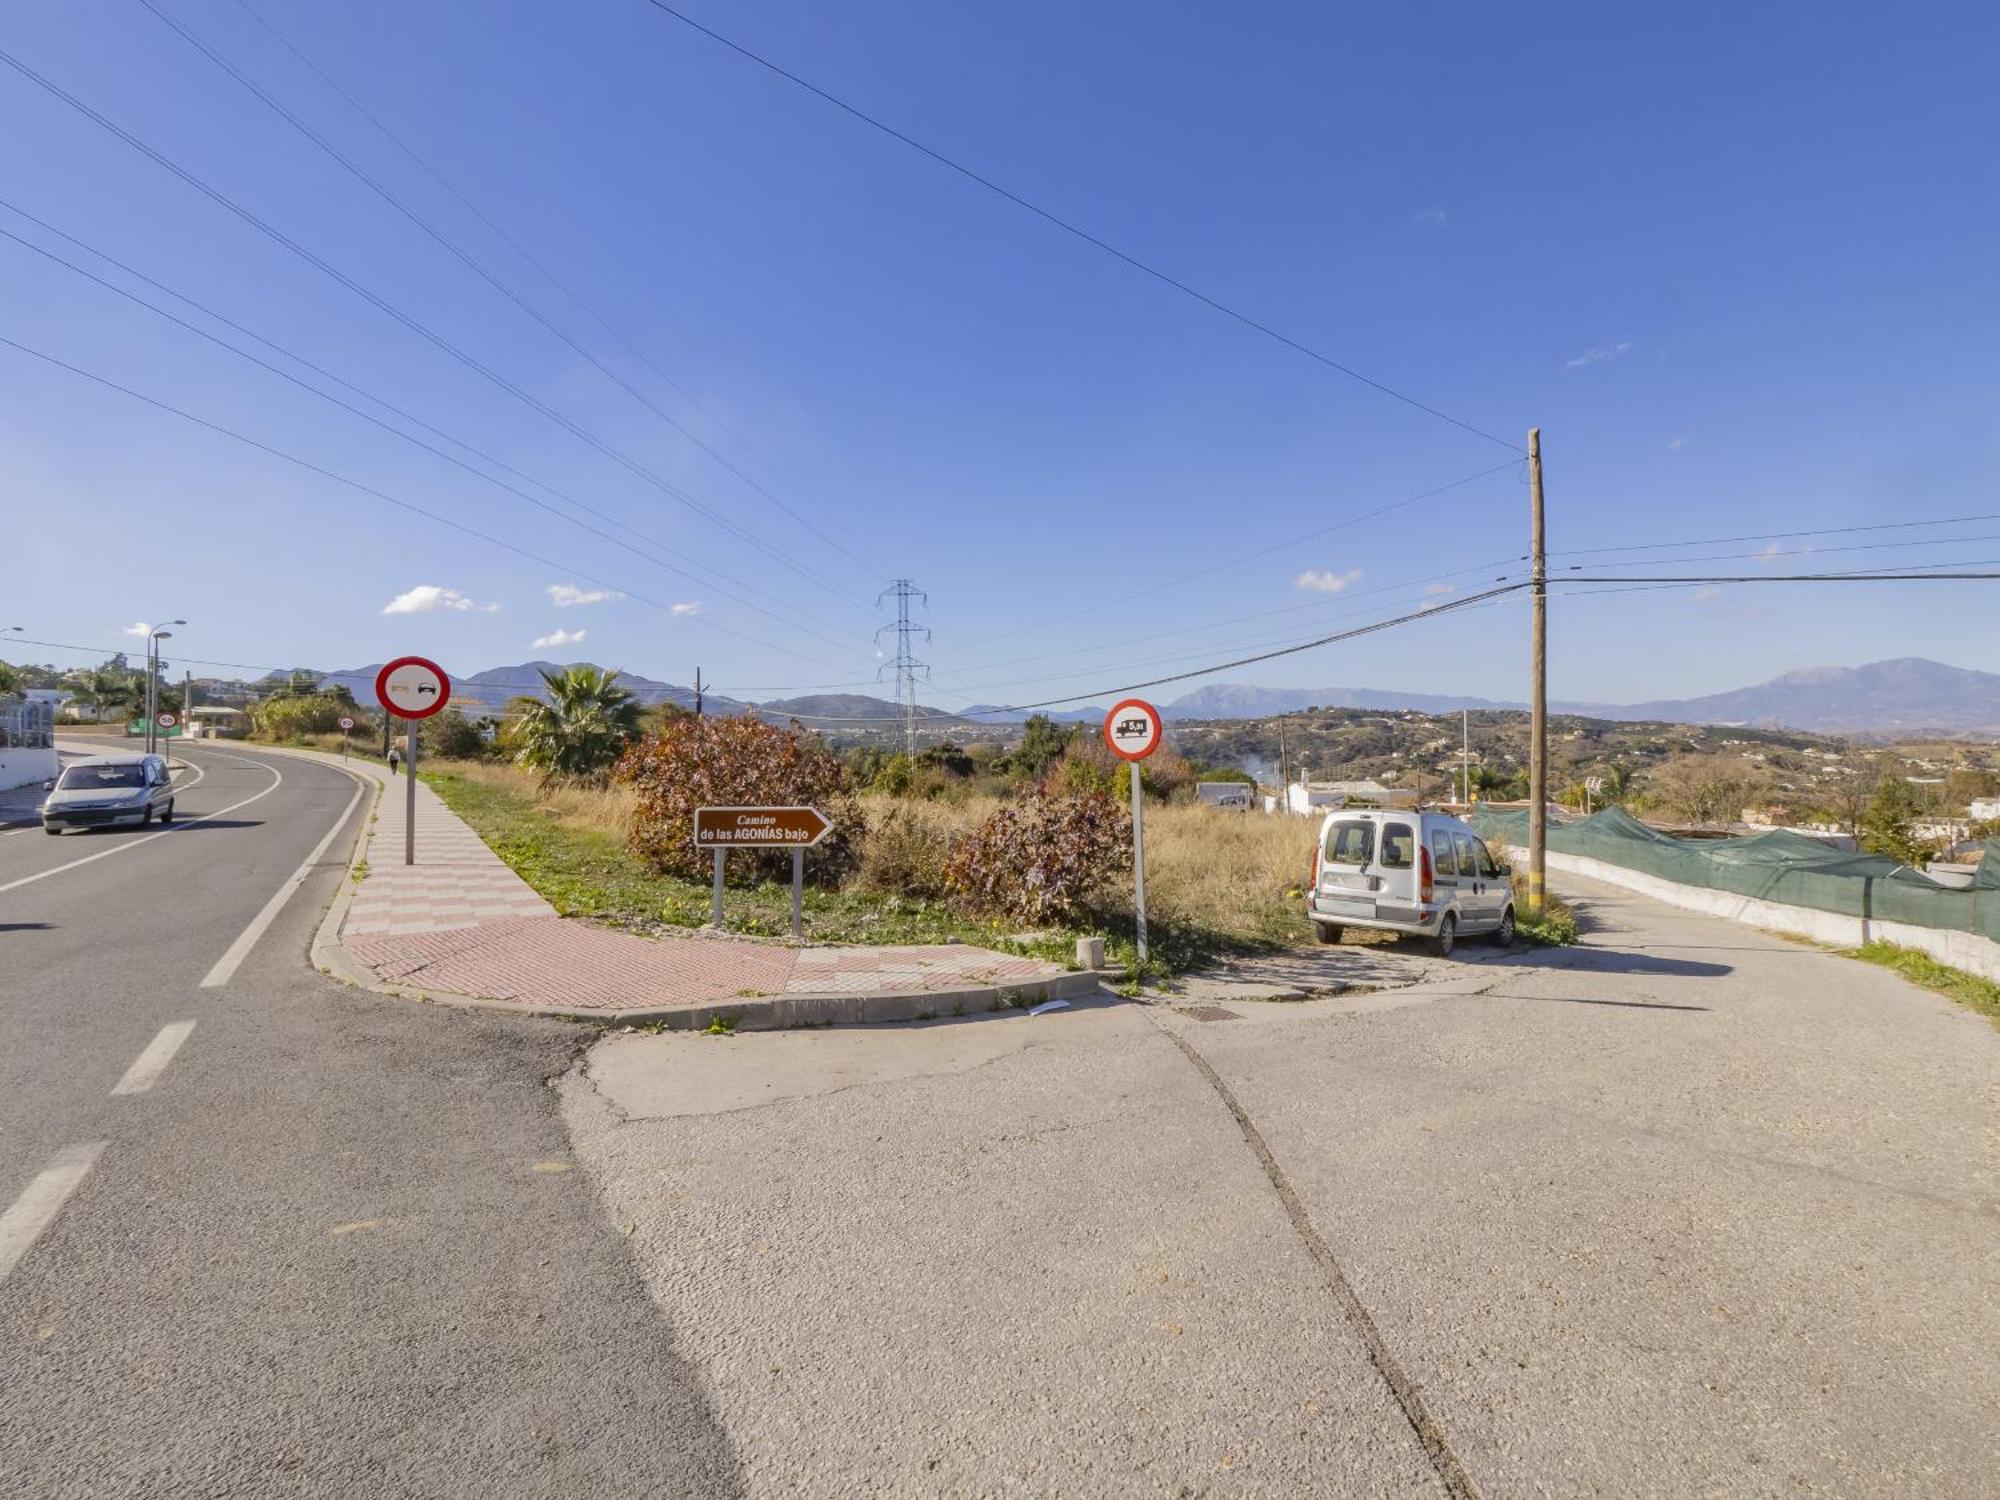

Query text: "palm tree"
[511, 666, 643, 783]
[65, 664, 139, 722]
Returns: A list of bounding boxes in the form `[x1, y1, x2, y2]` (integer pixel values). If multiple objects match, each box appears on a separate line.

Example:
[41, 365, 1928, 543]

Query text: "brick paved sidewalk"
[329, 756, 1087, 1024]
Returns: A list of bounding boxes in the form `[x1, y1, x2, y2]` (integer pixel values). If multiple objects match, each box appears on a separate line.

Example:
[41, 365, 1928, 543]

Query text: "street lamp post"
[146, 619, 185, 754]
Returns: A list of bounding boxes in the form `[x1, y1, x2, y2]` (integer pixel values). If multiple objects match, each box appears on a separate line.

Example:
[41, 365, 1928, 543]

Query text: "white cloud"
[546, 583, 619, 608]
[381, 585, 498, 615]
[1667, 436, 1684, 452]
[1690, 587, 1723, 602]
[1295, 568, 1362, 594]
[1754, 541, 1782, 559]
[1417, 582, 1456, 610]
[1413, 205, 1448, 227]
[671, 601, 701, 617]
[531, 628, 587, 649]
[1566, 340, 1633, 369]
[121, 621, 152, 638]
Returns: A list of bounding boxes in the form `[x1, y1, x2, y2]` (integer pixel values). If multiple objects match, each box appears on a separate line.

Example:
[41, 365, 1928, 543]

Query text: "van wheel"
[160, 800, 175, 825]
[44, 825, 60, 836]
[1431, 913, 1457, 959]
[1491, 906, 1515, 948]
[1315, 923, 1343, 945]
[141, 805, 155, 826]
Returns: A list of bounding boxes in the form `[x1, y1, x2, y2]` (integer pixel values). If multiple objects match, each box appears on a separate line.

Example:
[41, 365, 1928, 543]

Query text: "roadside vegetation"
[404, 682, 1328, 978]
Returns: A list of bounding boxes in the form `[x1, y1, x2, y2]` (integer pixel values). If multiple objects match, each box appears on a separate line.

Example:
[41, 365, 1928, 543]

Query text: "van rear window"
[1379, 824, 1415, 869]
[1324, 821, 1373, 864]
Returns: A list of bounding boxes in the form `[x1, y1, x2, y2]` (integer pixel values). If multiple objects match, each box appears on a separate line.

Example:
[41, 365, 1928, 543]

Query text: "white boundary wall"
[1548, 850, 2000, 983]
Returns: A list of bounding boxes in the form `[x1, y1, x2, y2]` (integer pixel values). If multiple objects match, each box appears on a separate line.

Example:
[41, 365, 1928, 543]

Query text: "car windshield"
[58, 764, 146, 789]
[1324, 821, 1374, 864]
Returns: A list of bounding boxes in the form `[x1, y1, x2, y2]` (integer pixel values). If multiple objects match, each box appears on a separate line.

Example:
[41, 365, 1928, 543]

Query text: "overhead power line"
[140, 0, 878, 599]
[0, 332, 855, 671]
[226, 0, 879, 581]
[1550, 511, 2000, 558]
[0, 44, 875, 620]
[0, 211, 870, 659]
[634, 1, 1520, 453]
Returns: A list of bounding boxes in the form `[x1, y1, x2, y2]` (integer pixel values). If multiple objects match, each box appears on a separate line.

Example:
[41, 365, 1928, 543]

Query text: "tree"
[65, 661, 141, 722]
[510, 666, 643, 784]
[420, 708, 486, 760]
[1011, 714, 1075, 779]
[1645, 754, 1770, 828]
[1860, 776, 1935, 867]
[1812, 759, 1882, 837]
[0, 660, 17, 697]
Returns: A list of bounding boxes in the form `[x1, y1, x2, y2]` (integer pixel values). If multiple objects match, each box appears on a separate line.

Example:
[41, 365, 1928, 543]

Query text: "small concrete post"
[790, 846, 804, 939]
[711, 847, 725, 929]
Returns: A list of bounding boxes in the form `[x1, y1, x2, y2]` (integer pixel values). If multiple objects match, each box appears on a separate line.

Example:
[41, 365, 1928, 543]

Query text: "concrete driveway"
[564, 875, 1998, 1498]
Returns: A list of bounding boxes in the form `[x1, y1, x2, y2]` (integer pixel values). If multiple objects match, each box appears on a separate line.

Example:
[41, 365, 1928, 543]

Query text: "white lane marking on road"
[0, 1141, 108, 1284]
[109, 1020, 197, 1095]
[0, 754, 281, 894]
[200, 772, 367, 988]
[0, 760, 209, 837]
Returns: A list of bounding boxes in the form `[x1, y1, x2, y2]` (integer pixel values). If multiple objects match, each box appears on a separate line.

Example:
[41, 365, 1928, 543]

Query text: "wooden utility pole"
[694, 666, 704, 717]
[1527, 427, 1548, 919]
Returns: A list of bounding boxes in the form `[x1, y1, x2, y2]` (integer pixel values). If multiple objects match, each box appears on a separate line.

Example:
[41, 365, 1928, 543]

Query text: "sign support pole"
[405, 724, 417, 866]
[1130, 761, 1148, 966]
[791, 847, 804, 939]
[712, 848, 725, 928]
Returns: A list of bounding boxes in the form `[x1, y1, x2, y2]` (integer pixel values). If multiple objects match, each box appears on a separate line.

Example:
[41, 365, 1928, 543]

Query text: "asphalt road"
[573, 877, 1999, 1498]
[0, 742, 737, 1498]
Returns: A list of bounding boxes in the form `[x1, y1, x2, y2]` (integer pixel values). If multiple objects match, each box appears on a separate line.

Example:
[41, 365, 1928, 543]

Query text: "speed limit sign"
[155, 711, 177, 729]
[337, 715, 356, 731]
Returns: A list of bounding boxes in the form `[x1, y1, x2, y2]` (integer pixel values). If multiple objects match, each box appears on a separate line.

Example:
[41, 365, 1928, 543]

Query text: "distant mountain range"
[1160, 657, 2000, 735]
[277, 656, 2000, 737]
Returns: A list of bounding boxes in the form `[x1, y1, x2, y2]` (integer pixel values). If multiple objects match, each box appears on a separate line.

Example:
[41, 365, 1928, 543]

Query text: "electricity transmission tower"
[876, 580, 931, 757]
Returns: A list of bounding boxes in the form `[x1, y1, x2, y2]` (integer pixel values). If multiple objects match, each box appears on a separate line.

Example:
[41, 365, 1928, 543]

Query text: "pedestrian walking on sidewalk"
[387, 743, 402, 774]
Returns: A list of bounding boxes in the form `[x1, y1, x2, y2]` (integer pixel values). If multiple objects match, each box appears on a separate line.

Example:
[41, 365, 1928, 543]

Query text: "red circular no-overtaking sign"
[1103, 698, 1163, 762]
[375, 656, 452, 720]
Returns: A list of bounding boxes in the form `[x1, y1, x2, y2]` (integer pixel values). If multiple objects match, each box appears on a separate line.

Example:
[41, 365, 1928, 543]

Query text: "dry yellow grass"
[427, 759, 639, 841]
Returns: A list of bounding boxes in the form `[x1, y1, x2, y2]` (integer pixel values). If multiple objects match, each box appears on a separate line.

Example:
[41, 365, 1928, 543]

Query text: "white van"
[1306, 809, 1514, 957]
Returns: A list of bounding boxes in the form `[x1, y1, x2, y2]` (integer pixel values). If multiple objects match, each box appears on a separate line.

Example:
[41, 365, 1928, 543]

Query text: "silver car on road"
[41, 754, 178, 835]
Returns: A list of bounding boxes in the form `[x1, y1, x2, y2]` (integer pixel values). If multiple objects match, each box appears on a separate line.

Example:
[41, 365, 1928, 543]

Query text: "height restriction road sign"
[1103, 698, 1163, 761]
[375, 656, 451, 720]
[693, 806, 832, 848]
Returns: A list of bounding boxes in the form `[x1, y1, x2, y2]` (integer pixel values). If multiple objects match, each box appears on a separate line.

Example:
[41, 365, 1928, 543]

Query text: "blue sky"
[3, 0, 1996, 711]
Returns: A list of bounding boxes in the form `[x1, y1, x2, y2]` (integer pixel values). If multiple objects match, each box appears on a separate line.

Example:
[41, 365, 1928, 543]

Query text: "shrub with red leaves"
[618, 715, 864, 885]
[943, 790, 1131, 925]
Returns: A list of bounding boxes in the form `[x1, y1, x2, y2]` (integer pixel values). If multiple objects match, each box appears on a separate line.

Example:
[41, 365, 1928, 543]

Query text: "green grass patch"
[1842, 941, 2000, 1028]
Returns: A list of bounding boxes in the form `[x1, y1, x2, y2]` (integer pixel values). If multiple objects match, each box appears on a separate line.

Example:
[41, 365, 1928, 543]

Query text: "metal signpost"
[1103, 698, 1164, 965]
[693, 805, 832, 937]
[374, 656, 451, 866]
[337, 714, 355, 760]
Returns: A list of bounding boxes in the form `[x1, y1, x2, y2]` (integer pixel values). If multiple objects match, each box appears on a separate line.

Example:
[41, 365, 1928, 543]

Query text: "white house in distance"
[1970, 796, 2000, 823]
[0, 695, 57, 792]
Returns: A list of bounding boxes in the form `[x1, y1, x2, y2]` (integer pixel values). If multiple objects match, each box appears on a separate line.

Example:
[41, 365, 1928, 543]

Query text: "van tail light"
[1419, 845, 1434, 904]
[1310, 842, 1322, 892]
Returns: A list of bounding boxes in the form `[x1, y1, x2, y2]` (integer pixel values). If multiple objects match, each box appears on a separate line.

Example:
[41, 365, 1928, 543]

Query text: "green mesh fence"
[1472, 806, 2000, 943]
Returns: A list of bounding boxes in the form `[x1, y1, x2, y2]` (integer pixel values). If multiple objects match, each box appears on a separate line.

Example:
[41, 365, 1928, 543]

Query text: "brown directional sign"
[693, 805, 831, 848]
